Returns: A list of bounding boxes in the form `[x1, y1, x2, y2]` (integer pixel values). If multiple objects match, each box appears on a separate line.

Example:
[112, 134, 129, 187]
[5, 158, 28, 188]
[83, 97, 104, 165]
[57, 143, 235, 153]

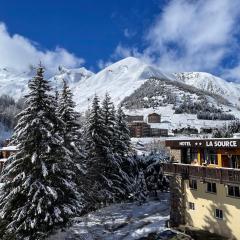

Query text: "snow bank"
[48, 193, 170, 240]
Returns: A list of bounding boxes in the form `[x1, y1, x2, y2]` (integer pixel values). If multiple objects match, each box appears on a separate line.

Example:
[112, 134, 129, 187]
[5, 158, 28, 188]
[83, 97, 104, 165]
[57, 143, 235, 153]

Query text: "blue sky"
[0, 0, 240, 81]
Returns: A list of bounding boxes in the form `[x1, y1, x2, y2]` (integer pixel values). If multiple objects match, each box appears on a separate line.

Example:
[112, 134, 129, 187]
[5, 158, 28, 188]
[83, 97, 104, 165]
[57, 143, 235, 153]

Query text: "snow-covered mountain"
[0, 68, 30, 99]
[1, 57, 239, 109]
[50, 66, 94, 87]
[73, 57, 175, 111]
[0, 66, 94, 100]
[175, 72, 240, 106]
[0, 57, 240, 132]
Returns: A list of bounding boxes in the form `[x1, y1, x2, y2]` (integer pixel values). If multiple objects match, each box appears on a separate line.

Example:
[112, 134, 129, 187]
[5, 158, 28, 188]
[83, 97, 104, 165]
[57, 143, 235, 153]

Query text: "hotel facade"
[164, 138, 240, 239]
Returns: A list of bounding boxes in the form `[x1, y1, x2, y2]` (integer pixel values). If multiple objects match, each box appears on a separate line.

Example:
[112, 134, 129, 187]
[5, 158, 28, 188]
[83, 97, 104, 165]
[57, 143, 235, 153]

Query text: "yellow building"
[164, 138, 240, 240]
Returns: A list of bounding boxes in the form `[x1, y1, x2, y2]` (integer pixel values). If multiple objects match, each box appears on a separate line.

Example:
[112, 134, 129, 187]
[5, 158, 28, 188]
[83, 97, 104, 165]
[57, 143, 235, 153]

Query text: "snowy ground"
[48, 193, 170, 240]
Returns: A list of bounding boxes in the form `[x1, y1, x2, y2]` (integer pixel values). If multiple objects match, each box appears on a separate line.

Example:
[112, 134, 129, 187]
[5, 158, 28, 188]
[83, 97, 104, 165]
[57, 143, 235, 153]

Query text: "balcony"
[163, 163, 240, 184]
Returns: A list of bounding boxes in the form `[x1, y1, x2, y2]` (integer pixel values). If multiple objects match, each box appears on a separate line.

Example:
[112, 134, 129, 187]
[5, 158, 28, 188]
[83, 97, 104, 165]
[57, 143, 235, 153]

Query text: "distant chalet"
[148, 113, 161, 123]
[128, 121, 151, 138]
[126, 113, 168, 137]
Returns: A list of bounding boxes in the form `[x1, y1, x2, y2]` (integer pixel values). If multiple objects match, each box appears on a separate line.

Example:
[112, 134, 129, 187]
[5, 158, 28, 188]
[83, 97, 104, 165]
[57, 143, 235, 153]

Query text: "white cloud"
[97, 44, 143, 70]
[97, 59, 113, 69]
[114, 44, 154, 64]
[222, 65, 240, 81]
[144, 0, 240, 73]
[110, 0, 240, 80]
[114, 44, 135, 58]
[0, 23, 84, 74]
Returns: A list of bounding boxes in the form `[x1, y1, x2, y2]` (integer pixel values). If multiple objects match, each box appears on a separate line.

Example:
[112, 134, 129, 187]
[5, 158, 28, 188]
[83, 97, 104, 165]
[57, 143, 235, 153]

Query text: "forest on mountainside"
[0, 95, 25, 130]
[122, 77, 235, 120]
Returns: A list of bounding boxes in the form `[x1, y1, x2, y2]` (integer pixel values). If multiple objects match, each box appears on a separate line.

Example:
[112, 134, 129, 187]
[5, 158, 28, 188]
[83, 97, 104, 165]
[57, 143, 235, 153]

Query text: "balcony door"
[181, 148, 191, 164]
[204, 149, 218, 165]
[181, 148, 198, 164]
[230, 155, 240, 169]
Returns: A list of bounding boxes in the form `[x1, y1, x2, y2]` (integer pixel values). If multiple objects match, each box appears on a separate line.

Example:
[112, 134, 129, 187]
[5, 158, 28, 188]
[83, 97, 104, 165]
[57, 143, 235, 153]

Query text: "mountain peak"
[72, 57, 173, 111]
[175, 71, 240, 105]
[103, 57, 144, 71]
[114, 56, 141, 64]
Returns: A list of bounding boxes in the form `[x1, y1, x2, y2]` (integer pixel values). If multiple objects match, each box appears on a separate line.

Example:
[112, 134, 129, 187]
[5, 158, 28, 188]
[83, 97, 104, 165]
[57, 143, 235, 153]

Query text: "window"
[204, 149, 218, 165]
[188, 202, 195, 210]
[231, 155, 240, 169]
[186, 148, 191, 164]
[190, 149, 198, 162]
[189, 179, 197, 190]
[215, 209, 223, 219]
[207, 182, 217, 193]
[227, 185, 240, 197]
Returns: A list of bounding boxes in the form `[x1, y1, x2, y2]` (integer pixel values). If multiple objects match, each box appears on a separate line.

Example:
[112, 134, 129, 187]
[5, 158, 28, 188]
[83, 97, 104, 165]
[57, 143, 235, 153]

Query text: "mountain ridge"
[0, 56, 239, 115]
[0, 57, 240, 133]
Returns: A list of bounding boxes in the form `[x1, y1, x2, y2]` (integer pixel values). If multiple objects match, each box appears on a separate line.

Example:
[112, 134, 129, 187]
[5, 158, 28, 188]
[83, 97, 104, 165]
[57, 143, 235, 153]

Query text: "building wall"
[148, 113, 161, 123]
[170, 176, 186, 226]
[168, 147, 240, 167]
[2, 150, 10, 158]
[169, 149, 181, 162]
[128, 122, 150, 137]
[126, 115, 144, 122]
[196, 148, 240, 168]
[0, 162, 4, 173]
[185, 179, 240, 239]
[150, 128, 168, 137]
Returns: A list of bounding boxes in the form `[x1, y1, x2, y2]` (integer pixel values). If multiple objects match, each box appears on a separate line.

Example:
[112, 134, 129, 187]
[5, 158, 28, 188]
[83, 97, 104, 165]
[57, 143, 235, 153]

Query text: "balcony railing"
[163, 163, 240, 184]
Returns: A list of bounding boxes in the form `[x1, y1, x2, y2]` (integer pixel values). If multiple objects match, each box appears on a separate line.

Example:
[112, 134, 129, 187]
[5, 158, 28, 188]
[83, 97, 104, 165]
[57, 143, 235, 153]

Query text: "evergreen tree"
[102, 94, 135, 202]
[84, 95, 109, 208]
[144, 151, 169, 197]
[84, 95, 124, 209]
[114, 106, 138, 200]
[115, 106, 133, 163]
[57, 79, 85, 163]
[102, 93, 116, 144]
[0, 67, 81, 240]
[134, 170, 148, 204]
[57, 80, 86, 206]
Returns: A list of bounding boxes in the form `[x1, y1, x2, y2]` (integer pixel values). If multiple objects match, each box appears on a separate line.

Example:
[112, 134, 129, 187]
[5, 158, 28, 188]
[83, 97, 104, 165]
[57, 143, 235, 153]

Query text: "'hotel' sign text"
[172, 139, 240, 148]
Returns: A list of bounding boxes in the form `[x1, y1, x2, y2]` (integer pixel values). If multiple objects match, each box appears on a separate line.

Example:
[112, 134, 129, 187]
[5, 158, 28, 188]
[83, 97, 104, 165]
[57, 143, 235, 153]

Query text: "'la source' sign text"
[177, 140, 239, 148]
[206, 140, 237, 147]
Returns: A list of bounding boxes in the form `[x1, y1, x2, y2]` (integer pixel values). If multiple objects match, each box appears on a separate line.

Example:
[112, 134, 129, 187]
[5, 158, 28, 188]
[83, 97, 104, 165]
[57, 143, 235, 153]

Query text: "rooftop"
[0, 146, 18, 151]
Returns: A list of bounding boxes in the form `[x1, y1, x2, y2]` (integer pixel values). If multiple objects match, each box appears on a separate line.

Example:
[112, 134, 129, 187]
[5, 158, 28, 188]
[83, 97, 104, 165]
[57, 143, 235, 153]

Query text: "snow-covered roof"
[148, 112, 160, 116]
[0, 146, 18, 151]
[0, 158, 7, 162]
[149, 123, 171, 130]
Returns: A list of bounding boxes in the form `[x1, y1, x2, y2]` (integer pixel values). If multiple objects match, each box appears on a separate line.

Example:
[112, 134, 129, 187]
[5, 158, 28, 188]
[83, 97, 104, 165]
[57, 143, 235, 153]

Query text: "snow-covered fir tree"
[101, 94, 132, 201]
[84, 94, 111, 209]
[135, 144, 169, 199]
[84, 94, 132, 209]
[57, 79, 86, 206]
[57, 80, 85, 167]
[134, 170, 148, 204]
[144, 151, 169, 197]
[114, 106, 131, 158]
[0, 67, 81, 240]
[101, 93, 116, 144]
[114, 105, 138, 200]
